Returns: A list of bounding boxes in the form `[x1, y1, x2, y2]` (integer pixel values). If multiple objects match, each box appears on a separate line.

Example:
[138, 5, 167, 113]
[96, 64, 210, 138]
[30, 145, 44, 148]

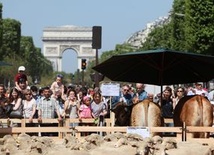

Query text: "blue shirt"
[133, 90, 148, 102]
[111, 92, 133, 108]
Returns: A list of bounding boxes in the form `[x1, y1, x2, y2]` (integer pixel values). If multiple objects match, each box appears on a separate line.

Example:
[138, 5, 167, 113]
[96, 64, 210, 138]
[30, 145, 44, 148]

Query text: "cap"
[18, 66, 25, 71]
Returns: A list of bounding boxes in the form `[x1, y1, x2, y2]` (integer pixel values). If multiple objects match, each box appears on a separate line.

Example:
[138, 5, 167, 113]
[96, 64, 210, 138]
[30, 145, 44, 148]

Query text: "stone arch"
[42, 25, 96, 72]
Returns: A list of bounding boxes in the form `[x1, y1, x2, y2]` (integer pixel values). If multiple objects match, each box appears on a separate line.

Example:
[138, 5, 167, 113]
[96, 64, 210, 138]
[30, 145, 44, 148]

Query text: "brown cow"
[111, 102, 132, 126]
[111, 99, 164, 136]
[173, 95, 213, 138]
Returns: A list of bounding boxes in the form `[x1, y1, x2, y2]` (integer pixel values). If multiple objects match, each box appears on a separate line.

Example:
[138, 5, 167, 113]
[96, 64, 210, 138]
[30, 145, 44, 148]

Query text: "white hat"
[18, 66, 25, 71]
[196, 82, 203, 85]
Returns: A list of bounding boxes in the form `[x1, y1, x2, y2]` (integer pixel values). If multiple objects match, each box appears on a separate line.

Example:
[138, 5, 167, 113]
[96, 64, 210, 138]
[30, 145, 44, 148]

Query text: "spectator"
[79, 96, 92, 119]
[37, 86, 62, 136]
[111, 84, 133, 108]
[87, 87, 95, 100]
[30, 85, 39, 118]
[91, 92, 108, 125]
[14, 66, 28, 92]
[208, 89, 214, 104]
[0, 84, 8, 118]
[0, 84, 7, 102]
[55, 91, 65, 118]
[7, 88, 23, 119]
[50, 74, 65, 99]
[38, 87, 44, 100]
[30, 85, 39, 101]
[159, 86, 173, 119]
[16, 78, 28, 98]
[37, 86, 62, 121]
[77, 87, 87, 105]
[147, 93, 154, 102]
[187, 82, 208, 97]
[22, 89, 36, 122]
[132, 83, 148, 104]
[172, 87, 185, 110]
[63, 89, 80, 127]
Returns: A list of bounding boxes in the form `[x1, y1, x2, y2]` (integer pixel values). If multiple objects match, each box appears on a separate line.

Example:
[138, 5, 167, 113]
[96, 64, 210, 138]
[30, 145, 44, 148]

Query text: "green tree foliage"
[170, 0, 186, 51]
[99, 43, 135, 63]
[138, 0, 214, 55]
[0, 3, 54, 86]
[185, 0, 214, 55]
[0, 4, 3, 57]
[1, 18, 21, 58]
[140, 24, 173, 50]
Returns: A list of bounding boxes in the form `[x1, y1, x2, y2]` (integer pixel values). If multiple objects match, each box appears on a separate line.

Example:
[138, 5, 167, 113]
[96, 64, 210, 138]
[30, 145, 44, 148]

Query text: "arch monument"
[42, 25, 96, 72]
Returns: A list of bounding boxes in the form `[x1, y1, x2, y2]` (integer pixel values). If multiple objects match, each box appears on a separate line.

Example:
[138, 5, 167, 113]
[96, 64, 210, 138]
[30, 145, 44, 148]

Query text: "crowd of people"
[0, 66, 213, 129]
[0, 66, 109, 128]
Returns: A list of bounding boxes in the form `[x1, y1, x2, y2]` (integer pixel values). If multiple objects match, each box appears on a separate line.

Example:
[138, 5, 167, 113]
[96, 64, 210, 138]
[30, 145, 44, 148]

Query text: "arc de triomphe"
[42, 25, 96, 72]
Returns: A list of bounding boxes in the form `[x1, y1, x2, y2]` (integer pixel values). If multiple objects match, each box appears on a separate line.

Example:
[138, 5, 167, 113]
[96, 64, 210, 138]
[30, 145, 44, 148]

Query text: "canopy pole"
[160, 85, 163, 107]
[95, 48, 99, 87]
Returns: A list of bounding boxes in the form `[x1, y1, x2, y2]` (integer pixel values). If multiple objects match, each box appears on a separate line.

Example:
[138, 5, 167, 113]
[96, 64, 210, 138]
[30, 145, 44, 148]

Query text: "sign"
[127, 127, 150, 138]
[100, 83, 120, 96]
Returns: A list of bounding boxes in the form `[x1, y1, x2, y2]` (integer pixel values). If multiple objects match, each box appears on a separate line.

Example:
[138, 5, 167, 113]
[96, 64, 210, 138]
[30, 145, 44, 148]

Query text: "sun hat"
[18, 66, 25, 71]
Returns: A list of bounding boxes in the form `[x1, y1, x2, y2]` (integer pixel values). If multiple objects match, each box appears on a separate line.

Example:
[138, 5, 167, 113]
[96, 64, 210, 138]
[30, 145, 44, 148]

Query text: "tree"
[0, 3, 3, 58]
[171, 0, 186, 51]
[1, 18, 21, 59]
[184, 0, 214, 55]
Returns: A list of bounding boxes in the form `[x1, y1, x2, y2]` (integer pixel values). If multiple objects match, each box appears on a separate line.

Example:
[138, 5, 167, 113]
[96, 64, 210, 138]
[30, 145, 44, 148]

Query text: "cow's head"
[111, 102, 132, 126]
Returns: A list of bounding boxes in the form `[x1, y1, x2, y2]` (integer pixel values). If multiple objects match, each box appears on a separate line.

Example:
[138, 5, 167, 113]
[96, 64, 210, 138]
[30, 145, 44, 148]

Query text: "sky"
[1, 0, 173, 74]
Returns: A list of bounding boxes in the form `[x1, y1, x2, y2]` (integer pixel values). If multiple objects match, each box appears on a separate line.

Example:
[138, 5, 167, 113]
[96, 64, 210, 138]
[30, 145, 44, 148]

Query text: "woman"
[172, 87, 185, 110]
[7, 88, 23, 118]
[22, 89, 37, 122]
[63, 89, 80, 127]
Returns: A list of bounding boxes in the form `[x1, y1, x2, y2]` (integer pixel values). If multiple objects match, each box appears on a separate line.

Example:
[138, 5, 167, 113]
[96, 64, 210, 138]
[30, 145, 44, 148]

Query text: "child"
[79, 96, 92, 119]
[14, 66, 28, 91]
[50, 74, 64, 99]
[79, 96, 92, 136]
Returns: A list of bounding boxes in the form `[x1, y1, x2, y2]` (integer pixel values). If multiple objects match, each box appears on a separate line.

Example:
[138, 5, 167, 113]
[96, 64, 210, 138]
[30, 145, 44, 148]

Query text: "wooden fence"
[0, 118, 214, 144]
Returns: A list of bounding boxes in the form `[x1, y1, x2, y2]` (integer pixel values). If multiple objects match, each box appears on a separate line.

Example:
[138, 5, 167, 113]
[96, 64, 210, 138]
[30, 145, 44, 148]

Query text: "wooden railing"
[0, 118, 214, 143]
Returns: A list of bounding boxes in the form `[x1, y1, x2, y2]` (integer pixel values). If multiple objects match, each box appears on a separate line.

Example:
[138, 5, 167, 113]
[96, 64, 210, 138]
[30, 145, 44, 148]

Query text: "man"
[147, 93, 154, 102]
[37, 86, 62, 121]
[37, 86, 62, 136]
[14, 66, 28, 92]
[187, 82, 208, 97]
[132, 83, 148, 104]
[111, 84, 133, 108]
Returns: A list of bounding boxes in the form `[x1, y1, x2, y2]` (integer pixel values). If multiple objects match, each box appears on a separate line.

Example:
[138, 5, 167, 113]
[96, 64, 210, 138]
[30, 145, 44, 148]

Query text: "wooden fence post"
[182, 122, 186, 141]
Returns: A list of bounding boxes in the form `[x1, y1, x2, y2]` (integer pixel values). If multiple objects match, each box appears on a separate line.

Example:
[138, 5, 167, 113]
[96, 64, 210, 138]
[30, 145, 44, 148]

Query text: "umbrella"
[93, 49, 214, 86]
[0, 61, 12, 66]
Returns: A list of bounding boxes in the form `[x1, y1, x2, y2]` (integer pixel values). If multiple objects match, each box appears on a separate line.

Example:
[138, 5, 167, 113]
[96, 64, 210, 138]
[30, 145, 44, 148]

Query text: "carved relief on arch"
[82, 47, 93, 54]
[45, 47, 58, 55]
